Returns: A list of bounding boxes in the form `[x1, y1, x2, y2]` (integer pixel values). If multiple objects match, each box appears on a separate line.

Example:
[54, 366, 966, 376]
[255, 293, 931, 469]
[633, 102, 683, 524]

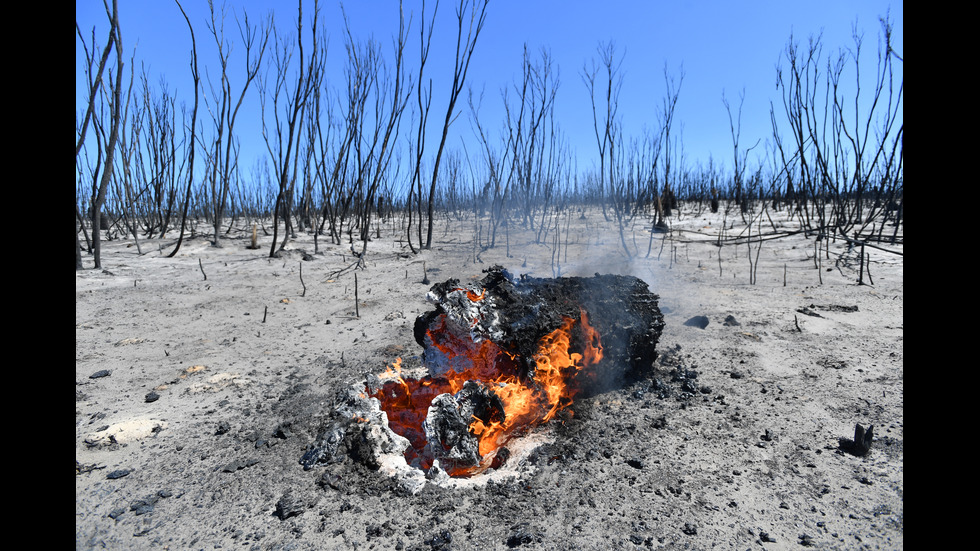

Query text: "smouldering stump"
[310, 266, 665, 481]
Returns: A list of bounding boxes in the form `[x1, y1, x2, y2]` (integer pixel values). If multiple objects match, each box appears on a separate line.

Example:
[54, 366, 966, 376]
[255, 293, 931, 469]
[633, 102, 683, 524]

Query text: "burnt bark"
[416, 266, 665, 392]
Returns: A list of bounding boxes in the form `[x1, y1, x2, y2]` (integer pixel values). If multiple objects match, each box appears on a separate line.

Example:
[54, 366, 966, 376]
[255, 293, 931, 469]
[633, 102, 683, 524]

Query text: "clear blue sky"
[76, 0, 903, 188]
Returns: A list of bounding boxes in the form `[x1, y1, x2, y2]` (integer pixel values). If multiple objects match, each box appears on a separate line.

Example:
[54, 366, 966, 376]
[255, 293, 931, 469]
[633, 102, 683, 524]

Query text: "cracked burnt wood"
[424, 380, 505, 474]
[415, 265, 665, 394]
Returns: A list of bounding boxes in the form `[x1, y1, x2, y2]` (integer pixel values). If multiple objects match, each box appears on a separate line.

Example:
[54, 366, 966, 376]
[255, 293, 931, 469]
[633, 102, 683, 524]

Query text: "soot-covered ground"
[76, 207, 903, 550]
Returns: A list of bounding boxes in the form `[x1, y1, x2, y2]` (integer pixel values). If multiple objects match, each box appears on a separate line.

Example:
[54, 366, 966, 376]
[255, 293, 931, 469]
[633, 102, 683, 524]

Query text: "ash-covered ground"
[76, 207, 903, 550]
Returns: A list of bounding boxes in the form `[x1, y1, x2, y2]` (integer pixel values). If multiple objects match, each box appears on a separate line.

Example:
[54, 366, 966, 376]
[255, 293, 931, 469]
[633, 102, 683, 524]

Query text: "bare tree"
[584, 41, 644, 257]
[167, 0, 202, 258]
[773, 32, 822, 232]
[298, 29, 329, 253]
[657, 65, 683, 220]
[137, 74, 181, 238]
[76, 12, 117, 269]
[113, 54, 142, 255]
[76, 0, 126, 269]
[314, 77, 357, 247]
[508, 45, 560, 238]
[204, 1, 270, 247]
[467, 85, 511, 249]
[406, 0, 437, 254]
[344, 1, 413, 266]
[261, 0, 321, 257]
[830, 14, 903, 240]
[581, 41, 622, 224]
[722, 87, 760, 221]
[772, 12, 902, 244]
[424, 0, 488, 249]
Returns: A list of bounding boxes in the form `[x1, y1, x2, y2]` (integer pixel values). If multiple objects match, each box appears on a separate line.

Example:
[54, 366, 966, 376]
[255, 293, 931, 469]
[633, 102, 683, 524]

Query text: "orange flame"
[450, 286, 487, 302]
[367, 308, 602, 477]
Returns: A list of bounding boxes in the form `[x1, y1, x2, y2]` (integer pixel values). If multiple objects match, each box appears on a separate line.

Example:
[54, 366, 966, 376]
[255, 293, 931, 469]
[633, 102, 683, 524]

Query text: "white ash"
[426, 285, 504, 344]
[325, 380, 544, 494]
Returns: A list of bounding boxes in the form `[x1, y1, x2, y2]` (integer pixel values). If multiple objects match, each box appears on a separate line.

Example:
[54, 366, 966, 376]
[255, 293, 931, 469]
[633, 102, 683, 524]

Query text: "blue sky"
[76, 0, 902, 187]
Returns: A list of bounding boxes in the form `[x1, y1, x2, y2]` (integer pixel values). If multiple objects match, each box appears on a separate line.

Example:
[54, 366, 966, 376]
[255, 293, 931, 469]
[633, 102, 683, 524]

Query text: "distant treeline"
[77, 1, 901, 269]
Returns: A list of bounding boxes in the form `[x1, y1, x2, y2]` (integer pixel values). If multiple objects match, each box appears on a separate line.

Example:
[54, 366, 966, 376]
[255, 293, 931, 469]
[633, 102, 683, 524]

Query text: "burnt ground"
[76, 206, 903, 550]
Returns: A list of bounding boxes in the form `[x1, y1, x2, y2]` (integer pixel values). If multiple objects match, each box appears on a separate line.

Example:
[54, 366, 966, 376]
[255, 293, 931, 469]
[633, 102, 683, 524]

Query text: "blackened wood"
[416, 266, 665, 392]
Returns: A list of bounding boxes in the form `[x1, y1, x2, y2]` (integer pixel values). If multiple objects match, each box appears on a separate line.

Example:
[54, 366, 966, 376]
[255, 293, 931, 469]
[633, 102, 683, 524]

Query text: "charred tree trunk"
[424, 0, 488, 249]
[77, 0, 125, 269]
[168, 0, 201, 258]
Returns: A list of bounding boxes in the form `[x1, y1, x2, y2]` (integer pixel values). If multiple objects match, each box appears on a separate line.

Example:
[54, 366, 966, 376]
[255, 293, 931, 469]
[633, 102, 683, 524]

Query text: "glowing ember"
[368, 308, 601, 477]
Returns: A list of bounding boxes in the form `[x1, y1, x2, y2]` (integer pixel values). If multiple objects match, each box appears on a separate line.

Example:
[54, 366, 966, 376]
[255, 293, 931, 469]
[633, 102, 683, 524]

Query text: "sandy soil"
[76, 205, 903, 550]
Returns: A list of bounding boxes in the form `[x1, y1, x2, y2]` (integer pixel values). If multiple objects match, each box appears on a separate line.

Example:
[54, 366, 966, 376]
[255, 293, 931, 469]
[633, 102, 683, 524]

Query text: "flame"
[453, 286, 486, 302]
[379, 357, 404, 379]
[534, 311, 603, 422]
[367, 308, 602, 477]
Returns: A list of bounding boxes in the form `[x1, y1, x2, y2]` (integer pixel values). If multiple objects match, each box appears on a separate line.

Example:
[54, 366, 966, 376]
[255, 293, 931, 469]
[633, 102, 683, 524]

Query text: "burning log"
[302, 266, 663, 484]
[416, 267, 664, 381]
[368, 266, 665, 478]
